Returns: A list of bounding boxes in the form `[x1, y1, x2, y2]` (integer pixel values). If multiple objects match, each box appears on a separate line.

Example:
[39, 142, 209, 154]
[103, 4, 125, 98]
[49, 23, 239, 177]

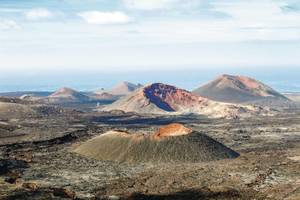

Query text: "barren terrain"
[0, 100, 300, 199]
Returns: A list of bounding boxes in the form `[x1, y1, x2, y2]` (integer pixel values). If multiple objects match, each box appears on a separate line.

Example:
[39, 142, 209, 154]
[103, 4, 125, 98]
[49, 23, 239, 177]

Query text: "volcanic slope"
[99, 81, 142, 96]
[89, 92, 119, 101]
[193, 74, 289, 103]
[101, 83, 270, 118]
[46, 87, 90, 103]
[74, 123, 239, 163]
[0, 102, 36, 119]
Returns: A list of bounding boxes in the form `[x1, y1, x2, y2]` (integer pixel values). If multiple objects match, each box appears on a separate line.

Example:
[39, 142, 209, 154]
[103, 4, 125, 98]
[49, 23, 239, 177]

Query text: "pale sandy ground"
[285, 93, 300, 102]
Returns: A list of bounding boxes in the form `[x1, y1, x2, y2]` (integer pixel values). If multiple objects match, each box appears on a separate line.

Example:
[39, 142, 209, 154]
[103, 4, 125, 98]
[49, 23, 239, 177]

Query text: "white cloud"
[0, 8, 22, 13]
[24, 8, 54, 21]
[78, 11, 131, 24]
[123, 0, 202, 10]
[0, 19, 19, 30]
[123, 0, 175, 10]
[1, 0, 300, 71]
[212, 0, 300, 29]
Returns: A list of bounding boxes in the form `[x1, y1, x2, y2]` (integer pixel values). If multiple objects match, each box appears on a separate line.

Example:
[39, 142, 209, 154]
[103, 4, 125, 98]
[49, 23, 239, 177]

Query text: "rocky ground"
[0, 105, 300, 199]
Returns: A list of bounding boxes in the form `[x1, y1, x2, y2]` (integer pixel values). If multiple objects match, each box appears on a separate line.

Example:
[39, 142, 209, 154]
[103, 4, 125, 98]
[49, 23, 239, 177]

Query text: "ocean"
[0, 68, 299, 93]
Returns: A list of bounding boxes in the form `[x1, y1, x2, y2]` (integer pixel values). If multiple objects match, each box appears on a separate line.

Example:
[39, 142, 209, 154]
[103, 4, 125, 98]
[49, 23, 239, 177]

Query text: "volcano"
[74, 123, 239, 163]
[98, 81, 142, 96]
[47, 87, 90, 103]
[101, 83, 270, 118]
[193, 74, 288, 103]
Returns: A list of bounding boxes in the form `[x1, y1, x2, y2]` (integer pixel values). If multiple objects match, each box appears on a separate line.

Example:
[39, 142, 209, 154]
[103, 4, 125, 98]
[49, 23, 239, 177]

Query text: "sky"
[0, 0, 300, 91]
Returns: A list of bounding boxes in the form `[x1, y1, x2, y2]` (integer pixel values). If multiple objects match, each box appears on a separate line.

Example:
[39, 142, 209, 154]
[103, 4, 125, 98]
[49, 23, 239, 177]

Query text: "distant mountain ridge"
[47, 87, 90, 103]
[193, 74, 288, 103]
[101, 83, 271, 118]
[96, 81, 142, 96]
[0, 91, 51, 98]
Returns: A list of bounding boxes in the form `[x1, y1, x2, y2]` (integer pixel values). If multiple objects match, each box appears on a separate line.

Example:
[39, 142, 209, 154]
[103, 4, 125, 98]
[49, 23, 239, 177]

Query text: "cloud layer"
[122, 0, 203, 10]
[78, 11, 131, 24]
[24, 8, 54, 20]
[0, 19, 19, 30]
[123, 0, 178, 10]
[0, 0, 300, 72]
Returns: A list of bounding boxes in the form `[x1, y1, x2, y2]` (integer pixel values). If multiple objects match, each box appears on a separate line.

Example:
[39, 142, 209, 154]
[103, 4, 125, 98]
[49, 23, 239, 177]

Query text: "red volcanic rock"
[153, 123, 192, 138]
[193, 74, 288, 103]
[235, 76, 260, 89]
[101, 83, 270, 118]
[143, 83, 209, 111]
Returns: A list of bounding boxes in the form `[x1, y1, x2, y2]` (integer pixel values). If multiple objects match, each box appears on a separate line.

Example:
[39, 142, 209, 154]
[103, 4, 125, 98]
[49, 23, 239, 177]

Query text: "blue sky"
[0, 0, 300, 73]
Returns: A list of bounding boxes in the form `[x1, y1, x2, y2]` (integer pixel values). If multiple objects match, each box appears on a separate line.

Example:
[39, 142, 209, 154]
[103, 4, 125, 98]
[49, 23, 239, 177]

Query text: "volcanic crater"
[74, 123, 240, 163]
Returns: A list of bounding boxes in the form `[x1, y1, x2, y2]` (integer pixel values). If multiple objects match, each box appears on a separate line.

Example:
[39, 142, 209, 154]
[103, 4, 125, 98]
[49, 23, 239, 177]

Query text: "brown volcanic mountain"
[74, 123, 239, 163]
[90, 92, 119, 101]
[98, 81, 142, 96]
[193, 74, 288, 103]
[101, 83, 270, 118]
[47, 87, 90, 103]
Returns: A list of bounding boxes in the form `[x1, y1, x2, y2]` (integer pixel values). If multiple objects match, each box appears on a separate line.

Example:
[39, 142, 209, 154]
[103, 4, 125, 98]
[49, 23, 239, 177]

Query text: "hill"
[193, 74, 289, 103]
[0, 98, 36, 119]
[46, 87, 90, 103]
[101, 83, 271, 118]
[88, 92, 119, 101]
[97, 81, 142, 96]
[74, 123, 239, 163]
